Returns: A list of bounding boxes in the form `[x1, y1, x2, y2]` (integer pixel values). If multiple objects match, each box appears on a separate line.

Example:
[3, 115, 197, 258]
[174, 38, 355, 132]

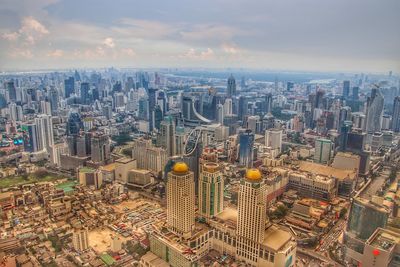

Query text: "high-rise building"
[49, 87, 59, 113]
[352, 86, 359, 100]
[236, 169, 268, 265]
[72, 228, 89, 252]
[198, 162, 224, 221]
[35, 114, 54, 152]
[64, 77, 75, 98]
[391, 96, 400, 132]
[158, 116, 176, 156]
[80, 82, 90, 105]
[6, 81, 16, 102]
[67, 111, 83, 136]
[22, 123, 41, 152]
[286, 81, 294, 91]
[265, 93, 273, 114]
[364, 88, 384, 133]
[90, 134, 110, 163]
[314, 138, 333, 164]
[166, 162, 195, 239]
[345, 197, 389, 265]
[239, 130, 254, 168]
[343, 80, 350, 99]
[227, 74, 236, 97]
[265, 128, 283, 153]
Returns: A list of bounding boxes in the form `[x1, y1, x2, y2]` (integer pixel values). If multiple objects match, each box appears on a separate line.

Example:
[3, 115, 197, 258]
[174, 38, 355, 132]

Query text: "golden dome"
[173, 162, 189, 173]
[246, 168, 262, 181]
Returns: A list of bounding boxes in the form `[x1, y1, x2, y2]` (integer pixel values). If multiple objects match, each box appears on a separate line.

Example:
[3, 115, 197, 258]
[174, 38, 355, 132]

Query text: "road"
[297, 248, 341, 266]
[317, 219, 346, 252]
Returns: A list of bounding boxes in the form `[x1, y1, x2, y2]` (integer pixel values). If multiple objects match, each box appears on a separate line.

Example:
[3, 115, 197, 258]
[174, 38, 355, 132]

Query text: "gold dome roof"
[246, 168, 262, 181]
[173, 162, 189, 173]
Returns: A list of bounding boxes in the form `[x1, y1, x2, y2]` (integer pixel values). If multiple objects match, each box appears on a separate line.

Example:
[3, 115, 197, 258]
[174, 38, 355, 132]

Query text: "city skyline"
[1, 0, 400, 72]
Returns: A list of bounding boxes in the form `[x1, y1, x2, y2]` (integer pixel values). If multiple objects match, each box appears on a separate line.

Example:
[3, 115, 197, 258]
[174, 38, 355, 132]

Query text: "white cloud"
[222, 43, 240, 54]
[121, 48, 136, 57]
[181, 48, 214, 60]
[10, 48, 33, 58]
[47, 49, 63, 57]
[2, 32, 19, 41]
[103, 37, 115, 48]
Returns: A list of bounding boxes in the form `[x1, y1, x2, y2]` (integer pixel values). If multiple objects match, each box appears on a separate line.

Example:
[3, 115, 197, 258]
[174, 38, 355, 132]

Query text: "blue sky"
[0, 0, 399, 72]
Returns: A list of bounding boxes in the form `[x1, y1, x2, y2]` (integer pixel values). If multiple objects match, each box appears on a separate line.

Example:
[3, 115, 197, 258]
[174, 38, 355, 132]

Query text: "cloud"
[10, 48, 33, 58]
[2, 16, 49, 45]
[47, 49, 63, 57]
[103, 37, 115, 48]
[221, 43, 240, 54]
[2, 32, 19, 41]
[121, 48, 136, 57]
[181, 48, 214, 60]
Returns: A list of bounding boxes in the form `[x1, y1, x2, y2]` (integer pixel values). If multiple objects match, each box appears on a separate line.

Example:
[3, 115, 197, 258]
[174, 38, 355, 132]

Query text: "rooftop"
[298, 161, 357, 180]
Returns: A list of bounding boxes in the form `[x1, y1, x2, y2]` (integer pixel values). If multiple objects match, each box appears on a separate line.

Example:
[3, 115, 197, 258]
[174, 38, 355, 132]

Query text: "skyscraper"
[35, 114, 54, 152]
[158, 116, 176, 156]
[314, 138, 333, 164]
[352, 86, 359, 100]
[392, 96, 400, 132]
[265, 93, 273, 114]
[239, 130, 254, 168]
[364, 88, 384, 133]
[23, 123, 41, 152]
[90, 134, 110, 163]
[265, 128, 282, 153]
[6, 81, 16, 102]
[227, 74, 236, 97]
[72, 228, 89, 252]
[343, 80, 350, 99]
[166, 162, 195, 239]
[64, 77, 75, 98]
[198, 162, 224, 221]
[80, 82, 90, 105]
[236, 168, 267, 265]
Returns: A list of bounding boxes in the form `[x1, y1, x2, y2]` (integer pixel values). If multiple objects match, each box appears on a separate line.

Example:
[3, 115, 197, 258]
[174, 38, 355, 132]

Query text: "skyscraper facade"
[343, 80, 350, 99]
[227, 75, 236, 97]
[64, 77, 75, 98]
[166, 162, 195, 239]
[198, 162, 224, 221]
[364, 88, 384, 133]
[392, 96, 400, 132]
[236, 169, 267, 265]
[239, 130, 254, 168]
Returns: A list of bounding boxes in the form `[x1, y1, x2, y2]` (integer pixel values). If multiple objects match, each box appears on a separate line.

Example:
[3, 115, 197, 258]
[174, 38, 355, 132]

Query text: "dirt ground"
[88, 228, 129, 253]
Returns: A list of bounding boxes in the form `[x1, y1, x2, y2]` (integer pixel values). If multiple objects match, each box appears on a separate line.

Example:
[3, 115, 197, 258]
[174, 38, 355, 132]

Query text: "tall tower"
[227, 74, 236, 97]
[198, 162, 224, 221]
[159, 116, 176, 156]
[343, 80, 350, 99]
[167, 162, 195, 239]
[239, 130, 254, 168]
[364, 88, 384, 133]
[35, 114, 54, 152]
[236, 168, 268, 265]
[392, 96, 400, 132]
[265, 128, 282, 153]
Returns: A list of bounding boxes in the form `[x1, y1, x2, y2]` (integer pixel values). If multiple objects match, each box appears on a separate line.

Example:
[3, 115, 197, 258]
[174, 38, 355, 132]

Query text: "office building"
[167, 162, 195, 239]
[239, 130, 254, 168]
[90, 134, 110, 163]
[392, 96, 400, 132]
[64, 77, 75, 98]
[227, 74, 236, 97]
[198, 162, 224, 221]
[314, 138, 333, 164]
[158, 116, 176, 156]
[364, 88, 384, 133]
[343, 80, 350, 98]
[80, 82, 90, 105]
[35, 114, 54, 152]
[265, 128, 283, 153]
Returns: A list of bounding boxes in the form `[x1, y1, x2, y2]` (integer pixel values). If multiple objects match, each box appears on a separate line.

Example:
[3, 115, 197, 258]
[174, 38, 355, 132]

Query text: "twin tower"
[166, 161, 268, 255]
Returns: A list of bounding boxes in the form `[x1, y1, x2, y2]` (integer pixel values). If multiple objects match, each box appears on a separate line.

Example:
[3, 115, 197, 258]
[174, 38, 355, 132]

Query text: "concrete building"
[198, 162, 224, 221]
[167, 162, 195, 239]
[265, 128, 283, 153]
[72, 228, 89, 252]
[127, 169, 154, 188]
[314, 138, 333, 164]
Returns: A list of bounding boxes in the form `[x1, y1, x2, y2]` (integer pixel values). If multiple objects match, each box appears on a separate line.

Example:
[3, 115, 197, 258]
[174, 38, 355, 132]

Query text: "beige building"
[72, 228, 89, 252]
[167, 162, 195, 239]
[198, 162, 224, 221]
[127, 169, 154, 188]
